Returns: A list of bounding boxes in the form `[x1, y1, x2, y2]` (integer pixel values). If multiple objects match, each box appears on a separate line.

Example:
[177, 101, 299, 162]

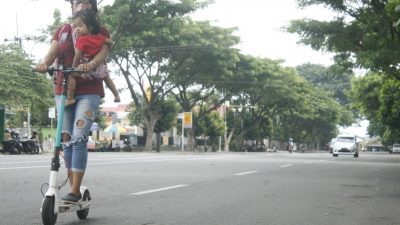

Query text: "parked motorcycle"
[1, 129, 23, 154]
[19, 131, 41, 154]
[1, 129, 40, 154]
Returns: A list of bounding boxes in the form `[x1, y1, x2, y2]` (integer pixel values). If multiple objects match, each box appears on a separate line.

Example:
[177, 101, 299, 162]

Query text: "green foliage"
[154, 99, 179, 133]
[351, 73, 382, 120]
[296, 63, 355, 128]
[30, 0, 354, 149]
[102, 0, 233, 150]
[385, 0, 400, 27]
[196, 110, 224, 145]
[287, 0, 400, 143]
[127, 101, 144, 126]
[224, 54, 343, 146]
[296, 63, 353, 107]
[351, 73, 400, 143]
[379, 78, 400, 131]
[288, 0, 399, 75]
[0, 44, 53, 126]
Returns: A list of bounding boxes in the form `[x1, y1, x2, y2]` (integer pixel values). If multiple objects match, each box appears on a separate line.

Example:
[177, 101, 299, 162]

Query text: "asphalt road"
[0, 151, 399, 225]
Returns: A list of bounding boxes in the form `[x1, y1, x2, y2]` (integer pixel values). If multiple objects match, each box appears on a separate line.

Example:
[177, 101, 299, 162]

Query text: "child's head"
[72, 9, 100, 35]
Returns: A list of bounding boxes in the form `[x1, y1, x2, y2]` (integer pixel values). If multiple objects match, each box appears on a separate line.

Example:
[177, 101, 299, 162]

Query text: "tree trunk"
[144, 117, 157, 151]
[224, 127, 235, 152]
[156, 132, 161, 152]
[186, 128, 194, 151]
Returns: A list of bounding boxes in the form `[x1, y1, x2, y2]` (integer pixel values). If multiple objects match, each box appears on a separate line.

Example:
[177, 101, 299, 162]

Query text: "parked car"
[390, 143, 400, 153]
[331, 134, 360, 157]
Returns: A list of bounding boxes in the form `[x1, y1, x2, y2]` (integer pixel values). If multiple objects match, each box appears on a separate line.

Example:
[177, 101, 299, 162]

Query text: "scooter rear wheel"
[76, 190, 90, 219]
[42, 196, 58, 225]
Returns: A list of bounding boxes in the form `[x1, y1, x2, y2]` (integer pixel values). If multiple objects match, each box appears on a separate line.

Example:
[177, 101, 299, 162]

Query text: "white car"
[391, 144, 400, 153]
[332, 134, 359, 157]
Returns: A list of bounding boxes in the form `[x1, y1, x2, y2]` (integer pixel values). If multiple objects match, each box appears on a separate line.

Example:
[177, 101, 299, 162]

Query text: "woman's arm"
[104, 38, 113, 48]
[78, 44, 110, 72]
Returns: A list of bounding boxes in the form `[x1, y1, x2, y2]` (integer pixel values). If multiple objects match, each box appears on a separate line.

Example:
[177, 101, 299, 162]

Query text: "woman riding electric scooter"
[34, 1, 111, 224]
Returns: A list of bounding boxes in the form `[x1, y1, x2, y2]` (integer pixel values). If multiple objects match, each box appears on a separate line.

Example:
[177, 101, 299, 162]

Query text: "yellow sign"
[145, 86, 152, 101]
[183, 112, 192, 128]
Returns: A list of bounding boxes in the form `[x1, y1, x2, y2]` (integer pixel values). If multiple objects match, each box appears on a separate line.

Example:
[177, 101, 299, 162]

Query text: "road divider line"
[0, 160, 49, 165]
[280, 164, 293, 168]
[0, 165, 49, 170]
[0, 156, 227, 171]
[130, 184, 189, 196]
[234, 170, 259, 176]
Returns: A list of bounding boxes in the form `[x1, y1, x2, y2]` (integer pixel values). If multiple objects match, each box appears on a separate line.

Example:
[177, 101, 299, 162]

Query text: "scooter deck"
[59, 200, 91, 213]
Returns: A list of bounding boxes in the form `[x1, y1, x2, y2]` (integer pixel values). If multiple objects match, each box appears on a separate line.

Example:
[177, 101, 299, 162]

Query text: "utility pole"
[4, 13, 34, 136]
[3, 13, 32, 46]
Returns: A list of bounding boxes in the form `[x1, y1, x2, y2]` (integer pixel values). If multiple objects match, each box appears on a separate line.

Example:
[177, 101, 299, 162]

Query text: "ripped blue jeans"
[56, 94, 100, 172]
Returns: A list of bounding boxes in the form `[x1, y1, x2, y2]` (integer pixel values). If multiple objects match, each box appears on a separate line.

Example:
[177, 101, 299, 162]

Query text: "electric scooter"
[34, 66, 91, 225]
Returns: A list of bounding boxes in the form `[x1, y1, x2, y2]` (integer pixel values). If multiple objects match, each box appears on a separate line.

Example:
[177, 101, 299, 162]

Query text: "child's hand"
[78, 61, 96, 72]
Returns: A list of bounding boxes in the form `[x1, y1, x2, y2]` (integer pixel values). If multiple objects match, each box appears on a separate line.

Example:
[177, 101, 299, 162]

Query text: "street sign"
[183, 112, 192, 128]
[177, 113, 183, 119]
[48, 107, 56, 119]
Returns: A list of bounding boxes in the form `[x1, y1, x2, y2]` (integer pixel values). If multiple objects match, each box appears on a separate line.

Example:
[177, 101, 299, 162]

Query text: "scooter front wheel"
[42, 196, 58, 225]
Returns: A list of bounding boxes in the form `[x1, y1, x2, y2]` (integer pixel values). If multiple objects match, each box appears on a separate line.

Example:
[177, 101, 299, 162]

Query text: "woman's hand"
[34, 63, 48, 73]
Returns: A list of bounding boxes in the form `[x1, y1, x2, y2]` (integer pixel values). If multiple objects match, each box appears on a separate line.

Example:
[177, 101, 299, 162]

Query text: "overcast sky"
[192, 0, 335, 67]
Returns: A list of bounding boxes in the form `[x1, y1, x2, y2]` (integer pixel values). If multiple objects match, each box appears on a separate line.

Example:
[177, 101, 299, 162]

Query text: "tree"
[102, 0, 212, 151]
[352, 72, 400, 144]
[224, 54, 346, 149]
[0, 44, 53, 126]
[195, 110, 224, 151]
[296, 63, 354, 108]
[154, 99, 179, 152]
[286, 0, 400, 141]
[168, 20, 240, 151]
[288, 0, 397, 75]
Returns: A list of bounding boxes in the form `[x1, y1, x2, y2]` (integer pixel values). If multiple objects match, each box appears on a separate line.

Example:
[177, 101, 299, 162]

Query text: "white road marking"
[234, 170, 259, 176]
[0, 160, 49, 165]
[130, 185, 188, 195]
[0, 165, 49, 170]
[0, 156, 226, 170]
[88, 156, 225, 166]
[280, 164, 293, 168]
[306, 160, 327, 164]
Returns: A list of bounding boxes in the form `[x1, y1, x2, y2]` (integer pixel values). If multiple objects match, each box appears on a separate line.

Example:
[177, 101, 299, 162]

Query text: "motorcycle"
[1, 129, 23, 154]
[25, 130, 41, 154]
[1, 129, 40, 154]
[20, 134, 41, 154]
[287, 138, 294, 153]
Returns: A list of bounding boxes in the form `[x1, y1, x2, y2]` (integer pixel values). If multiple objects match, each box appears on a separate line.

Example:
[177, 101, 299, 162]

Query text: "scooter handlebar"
[31, 66, 84, 75]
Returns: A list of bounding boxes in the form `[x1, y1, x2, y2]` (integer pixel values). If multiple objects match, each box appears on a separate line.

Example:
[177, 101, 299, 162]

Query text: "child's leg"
[66, 74, 77, 106]
[104, 76, 120, 102]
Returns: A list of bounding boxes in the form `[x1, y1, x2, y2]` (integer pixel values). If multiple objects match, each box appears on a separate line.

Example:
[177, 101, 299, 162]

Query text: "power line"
[130, 44, 214, 52]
